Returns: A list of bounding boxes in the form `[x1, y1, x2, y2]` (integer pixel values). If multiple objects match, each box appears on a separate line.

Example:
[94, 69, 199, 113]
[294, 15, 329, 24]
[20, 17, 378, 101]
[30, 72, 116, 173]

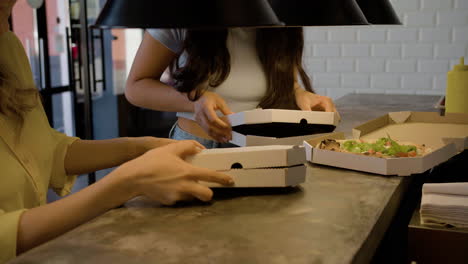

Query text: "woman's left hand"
[295, 89, 339, 115]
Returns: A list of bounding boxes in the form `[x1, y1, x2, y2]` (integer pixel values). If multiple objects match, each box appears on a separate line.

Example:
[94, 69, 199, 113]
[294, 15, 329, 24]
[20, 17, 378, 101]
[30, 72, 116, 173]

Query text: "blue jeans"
[169, 122, 238, 149]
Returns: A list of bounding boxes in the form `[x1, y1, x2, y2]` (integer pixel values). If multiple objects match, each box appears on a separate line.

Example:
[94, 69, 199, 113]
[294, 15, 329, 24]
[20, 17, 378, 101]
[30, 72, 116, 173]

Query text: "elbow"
[124, 79, 139, 106]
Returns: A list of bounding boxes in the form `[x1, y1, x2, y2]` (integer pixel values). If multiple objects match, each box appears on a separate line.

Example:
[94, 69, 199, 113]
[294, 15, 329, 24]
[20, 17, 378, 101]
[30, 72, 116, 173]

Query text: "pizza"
[316, 136, 431, 158]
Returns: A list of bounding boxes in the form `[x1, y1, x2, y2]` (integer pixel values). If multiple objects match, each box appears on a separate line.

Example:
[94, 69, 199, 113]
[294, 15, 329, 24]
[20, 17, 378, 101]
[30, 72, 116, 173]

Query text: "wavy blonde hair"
[0, 64, 38, 122]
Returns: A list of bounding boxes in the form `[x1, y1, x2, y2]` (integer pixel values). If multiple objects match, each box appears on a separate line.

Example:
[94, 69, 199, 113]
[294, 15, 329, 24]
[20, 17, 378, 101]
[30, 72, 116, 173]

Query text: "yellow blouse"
[0, 31, 79, 263]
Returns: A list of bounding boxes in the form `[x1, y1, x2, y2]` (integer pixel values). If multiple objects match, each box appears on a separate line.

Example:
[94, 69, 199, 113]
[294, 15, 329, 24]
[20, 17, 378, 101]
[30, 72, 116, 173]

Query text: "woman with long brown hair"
[0, 1, 233, 262]
[126, 27, 338, 148]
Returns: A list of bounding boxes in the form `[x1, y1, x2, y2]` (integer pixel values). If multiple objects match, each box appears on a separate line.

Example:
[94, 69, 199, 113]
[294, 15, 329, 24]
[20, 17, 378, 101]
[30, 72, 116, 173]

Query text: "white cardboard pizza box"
[353, 112, 468, 152]
[186, 145, 307, 187]
[303, 111, 468, 176]
[231, 132, 331, 148]
[200, 166, 306, 188]
[227, 109, 339, 147]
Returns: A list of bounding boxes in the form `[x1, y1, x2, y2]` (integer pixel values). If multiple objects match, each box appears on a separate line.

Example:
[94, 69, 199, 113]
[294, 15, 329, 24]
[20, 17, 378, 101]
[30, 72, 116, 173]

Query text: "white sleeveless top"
[147, 28, 267, 120]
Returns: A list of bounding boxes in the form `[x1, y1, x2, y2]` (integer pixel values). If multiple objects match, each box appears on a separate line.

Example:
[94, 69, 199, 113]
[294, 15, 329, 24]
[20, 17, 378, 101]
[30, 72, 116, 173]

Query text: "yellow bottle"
[446, 57, 468, 114]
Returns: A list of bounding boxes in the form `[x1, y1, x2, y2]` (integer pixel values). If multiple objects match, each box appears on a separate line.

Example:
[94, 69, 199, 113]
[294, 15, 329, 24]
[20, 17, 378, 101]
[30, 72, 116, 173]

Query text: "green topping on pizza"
[341, 136, 417, 157]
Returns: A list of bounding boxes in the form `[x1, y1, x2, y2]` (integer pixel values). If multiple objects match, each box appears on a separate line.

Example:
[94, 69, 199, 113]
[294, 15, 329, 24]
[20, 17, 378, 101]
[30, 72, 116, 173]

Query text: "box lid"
[352, 111, 468, 151]
[227, 109, 339, 138]
[186, 145, 306, 171]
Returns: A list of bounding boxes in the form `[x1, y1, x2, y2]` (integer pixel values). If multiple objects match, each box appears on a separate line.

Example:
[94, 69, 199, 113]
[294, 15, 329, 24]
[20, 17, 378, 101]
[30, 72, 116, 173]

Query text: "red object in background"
[72, 44, 79, 60]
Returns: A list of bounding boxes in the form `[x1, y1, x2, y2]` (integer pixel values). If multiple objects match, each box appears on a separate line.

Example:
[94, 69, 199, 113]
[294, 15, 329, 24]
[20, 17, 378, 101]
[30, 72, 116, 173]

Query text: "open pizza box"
[186, 145, 307, 187]
[227, 109, 340, 147]
[303, 112, 468, 176]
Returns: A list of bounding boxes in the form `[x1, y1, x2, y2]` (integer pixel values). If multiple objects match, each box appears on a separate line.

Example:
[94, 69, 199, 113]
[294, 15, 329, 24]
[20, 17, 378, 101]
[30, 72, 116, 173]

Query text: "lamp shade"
[94, 0, 282, 29]
[355, 0, 402, 25]
[267, 0, 369, 26]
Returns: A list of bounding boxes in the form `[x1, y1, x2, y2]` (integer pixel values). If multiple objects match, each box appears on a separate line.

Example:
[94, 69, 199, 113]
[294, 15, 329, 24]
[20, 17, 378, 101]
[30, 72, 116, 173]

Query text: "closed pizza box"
[227, 109, 340, 147]
[303, 111, 468, 176]
[186, 145, 307, 187]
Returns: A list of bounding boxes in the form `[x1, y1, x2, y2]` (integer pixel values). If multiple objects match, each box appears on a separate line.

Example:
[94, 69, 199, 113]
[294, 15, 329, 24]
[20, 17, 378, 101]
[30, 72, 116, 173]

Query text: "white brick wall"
[304, 0, 468, 100]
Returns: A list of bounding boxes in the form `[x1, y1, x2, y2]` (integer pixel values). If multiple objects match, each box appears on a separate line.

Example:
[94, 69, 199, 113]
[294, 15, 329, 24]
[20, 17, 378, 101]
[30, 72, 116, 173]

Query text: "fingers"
[308, 95, 335, 112]
[166, 140, 204, 158]
[205, 106, 230, 128]
[183, 140, 205, 150]
[183, 183, 214, 202]
[321, 98, 335, 112]
[186, 166, 234, 186]
[218, 99, 234, 116]
[321, 97, 341, 121]
[199, 110, 232, 142]
[297, 100, 312, 111]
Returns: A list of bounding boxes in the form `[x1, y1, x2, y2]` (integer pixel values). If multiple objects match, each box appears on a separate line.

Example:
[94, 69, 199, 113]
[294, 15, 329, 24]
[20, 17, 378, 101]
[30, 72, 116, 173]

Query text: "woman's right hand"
[193, 91, 234, 143]
[122, 140, 234, 205]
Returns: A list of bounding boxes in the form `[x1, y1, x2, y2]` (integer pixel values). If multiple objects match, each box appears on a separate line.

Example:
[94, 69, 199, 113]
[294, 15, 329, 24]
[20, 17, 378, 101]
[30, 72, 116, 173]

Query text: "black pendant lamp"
[267, 0, 369, 26]
[355, 0, 402, 25]
[94, 0, 282, 29]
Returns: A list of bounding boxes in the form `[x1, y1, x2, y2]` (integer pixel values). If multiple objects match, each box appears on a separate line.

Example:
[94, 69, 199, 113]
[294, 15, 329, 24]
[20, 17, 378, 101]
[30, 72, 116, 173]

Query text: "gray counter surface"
[11, 94, 441, 264]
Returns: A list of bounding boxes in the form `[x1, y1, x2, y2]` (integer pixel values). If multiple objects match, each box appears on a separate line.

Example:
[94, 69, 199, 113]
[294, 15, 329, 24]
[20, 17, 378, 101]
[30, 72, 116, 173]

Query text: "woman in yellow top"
[0, 1, 233, 262]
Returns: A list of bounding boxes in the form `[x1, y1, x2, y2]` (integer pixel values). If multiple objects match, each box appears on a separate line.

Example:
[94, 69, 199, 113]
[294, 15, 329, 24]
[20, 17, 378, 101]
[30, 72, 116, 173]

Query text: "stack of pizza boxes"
[303, 112, 468, 176]
[186, 145, 307, 187]
[187, 109, 340, 187]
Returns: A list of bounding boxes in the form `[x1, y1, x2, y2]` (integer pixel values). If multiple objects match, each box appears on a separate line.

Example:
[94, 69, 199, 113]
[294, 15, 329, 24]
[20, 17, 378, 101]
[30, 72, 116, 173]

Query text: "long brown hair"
[0, 64, 38, 122]
[171, 27, 313, 110]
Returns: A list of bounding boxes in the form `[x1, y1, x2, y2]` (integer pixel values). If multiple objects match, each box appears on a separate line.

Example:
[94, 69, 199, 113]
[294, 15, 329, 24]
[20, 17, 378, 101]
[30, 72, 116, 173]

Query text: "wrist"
[109, 161, 143, 199]
[128, 137, 155, 159]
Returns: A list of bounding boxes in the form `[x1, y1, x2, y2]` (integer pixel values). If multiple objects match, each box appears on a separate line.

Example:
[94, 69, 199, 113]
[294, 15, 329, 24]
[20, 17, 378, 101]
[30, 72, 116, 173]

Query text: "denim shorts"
[168, 122, 238, 149]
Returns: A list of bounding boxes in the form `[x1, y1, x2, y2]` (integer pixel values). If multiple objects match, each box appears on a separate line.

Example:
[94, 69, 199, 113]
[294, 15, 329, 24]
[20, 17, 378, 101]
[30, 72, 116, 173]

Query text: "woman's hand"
[193, 91, 234, 143]
[123, 140, 234, 205]
[295, 89, 340, 116]
[135, 137, 177, 154]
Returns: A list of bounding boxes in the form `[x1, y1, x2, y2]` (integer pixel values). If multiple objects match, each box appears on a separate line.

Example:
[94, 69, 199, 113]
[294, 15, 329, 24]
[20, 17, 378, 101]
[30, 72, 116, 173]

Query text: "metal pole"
[36, 5, 54, 126]
[78, 0, 96, 184]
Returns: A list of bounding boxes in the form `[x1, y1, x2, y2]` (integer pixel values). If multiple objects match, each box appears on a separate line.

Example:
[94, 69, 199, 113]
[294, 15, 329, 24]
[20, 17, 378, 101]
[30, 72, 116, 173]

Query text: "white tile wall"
[421, 0, 453, 10]
[304, 0, 468, 100]
[357, 58, 386, 73]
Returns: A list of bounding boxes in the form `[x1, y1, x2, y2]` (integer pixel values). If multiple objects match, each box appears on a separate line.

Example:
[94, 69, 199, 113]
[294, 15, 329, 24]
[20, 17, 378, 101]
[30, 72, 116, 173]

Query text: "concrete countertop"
[11, 94, 441, 264]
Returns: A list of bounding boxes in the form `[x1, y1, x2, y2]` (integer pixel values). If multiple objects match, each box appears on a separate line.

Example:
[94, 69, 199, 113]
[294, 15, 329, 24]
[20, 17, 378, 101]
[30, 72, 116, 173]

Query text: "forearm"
[64, 137, 149, 175]
[17, 166, 137, 254]
[126, 78, 194, 113]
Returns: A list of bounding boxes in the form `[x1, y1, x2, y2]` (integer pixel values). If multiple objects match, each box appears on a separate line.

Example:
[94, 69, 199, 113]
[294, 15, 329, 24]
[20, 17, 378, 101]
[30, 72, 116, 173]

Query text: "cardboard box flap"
[419, 143, 458, 174]
[352, 114, 391, 139]
[408, 112, 468, 125]
[353, 112, 468, 150]
[230, 131, 324, 147]
[186, 145, 306, 171]
[389, 111, 412, 123]
[230, 131, 275, 147]
[442, 137, 468, 151]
